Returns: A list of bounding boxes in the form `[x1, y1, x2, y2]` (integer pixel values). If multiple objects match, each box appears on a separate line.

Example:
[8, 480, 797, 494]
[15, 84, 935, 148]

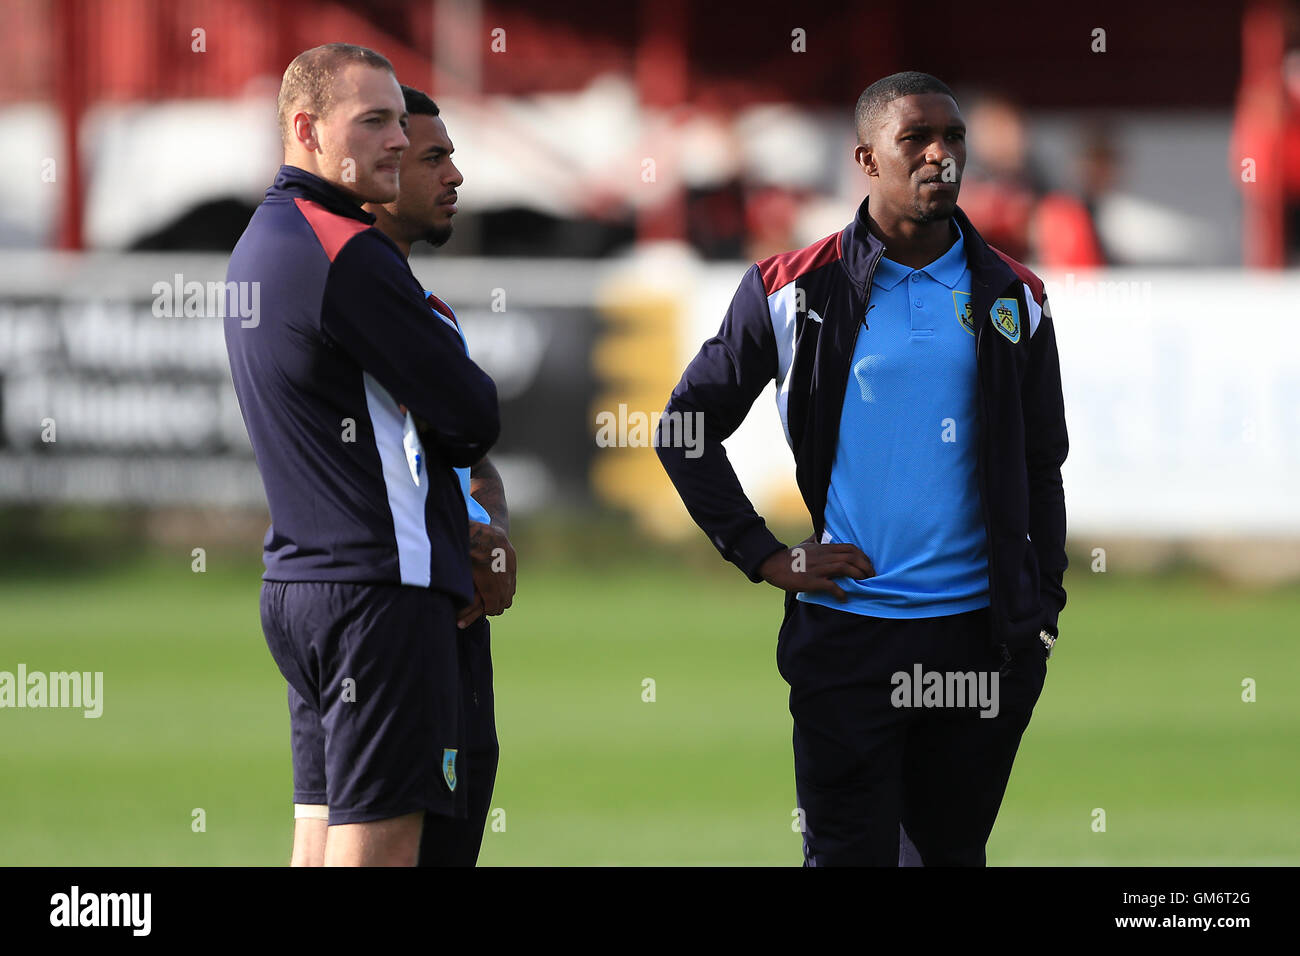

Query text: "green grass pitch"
[2, 552, 1296, 865]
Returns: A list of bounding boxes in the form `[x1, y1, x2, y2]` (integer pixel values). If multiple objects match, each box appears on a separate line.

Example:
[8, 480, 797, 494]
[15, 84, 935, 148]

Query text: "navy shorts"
[260, 580, 467, 825]
[777, 599, 1047, 866]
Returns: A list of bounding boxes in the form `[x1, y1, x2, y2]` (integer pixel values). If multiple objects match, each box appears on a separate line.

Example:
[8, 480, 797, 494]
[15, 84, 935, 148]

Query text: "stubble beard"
[910, 194, 957, 225]
[422, 223, 454, 248]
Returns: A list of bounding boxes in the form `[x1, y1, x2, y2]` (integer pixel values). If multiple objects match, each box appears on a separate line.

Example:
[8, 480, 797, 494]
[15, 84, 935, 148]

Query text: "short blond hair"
[277, 43, 395, 145]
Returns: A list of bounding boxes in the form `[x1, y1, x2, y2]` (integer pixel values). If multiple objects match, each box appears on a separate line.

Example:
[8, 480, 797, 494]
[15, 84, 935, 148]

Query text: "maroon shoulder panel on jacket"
[294, 198, 371, 263]
[990, 246, 1046, 304]
[756, 232, 842, 295]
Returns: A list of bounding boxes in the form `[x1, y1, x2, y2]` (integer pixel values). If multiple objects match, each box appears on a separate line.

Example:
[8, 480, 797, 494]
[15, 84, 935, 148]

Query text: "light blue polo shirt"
[798, 221, 989, 618]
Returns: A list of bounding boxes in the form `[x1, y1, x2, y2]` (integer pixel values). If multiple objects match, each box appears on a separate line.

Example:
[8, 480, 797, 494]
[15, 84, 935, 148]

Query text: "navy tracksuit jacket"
[656, 197, 1069, 654]
[224, 165, 499, 605]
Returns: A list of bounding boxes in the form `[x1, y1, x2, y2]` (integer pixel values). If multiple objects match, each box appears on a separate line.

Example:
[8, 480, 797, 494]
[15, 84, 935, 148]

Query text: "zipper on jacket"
[845, 257, 883, 382]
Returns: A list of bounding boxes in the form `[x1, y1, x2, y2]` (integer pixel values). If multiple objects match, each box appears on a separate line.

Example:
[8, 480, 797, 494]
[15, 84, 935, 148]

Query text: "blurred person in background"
[224, 43, 499, 867]
[1031, 121, 1116, 268]
[960, 92, 1113, 268]
[1233, 0, 1300, 266]
[954, 92, 1042, 262]
[744, 185, 807, 263]
[363, 84, 515, 867]
[1284, 12, 1300, 263]
[657, 71, 1067, 866]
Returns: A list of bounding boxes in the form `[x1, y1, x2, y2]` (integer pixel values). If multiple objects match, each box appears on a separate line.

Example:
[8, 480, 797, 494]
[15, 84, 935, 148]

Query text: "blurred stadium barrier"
[0, 252, 604, 515]
[1, 251, 1296, 579]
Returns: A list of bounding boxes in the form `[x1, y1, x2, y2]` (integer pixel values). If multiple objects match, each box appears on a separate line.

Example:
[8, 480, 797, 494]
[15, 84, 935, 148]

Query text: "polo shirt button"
[914, 299, 923, 308]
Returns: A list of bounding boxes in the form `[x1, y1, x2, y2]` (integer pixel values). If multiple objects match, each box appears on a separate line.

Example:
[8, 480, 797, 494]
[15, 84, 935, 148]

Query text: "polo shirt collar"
[872, 219, 967, 291]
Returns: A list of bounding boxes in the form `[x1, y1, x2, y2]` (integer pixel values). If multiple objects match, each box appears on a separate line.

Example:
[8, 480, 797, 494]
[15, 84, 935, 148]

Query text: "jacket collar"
[838, 195, 1015, 298]
[266, 164, 377, 225]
